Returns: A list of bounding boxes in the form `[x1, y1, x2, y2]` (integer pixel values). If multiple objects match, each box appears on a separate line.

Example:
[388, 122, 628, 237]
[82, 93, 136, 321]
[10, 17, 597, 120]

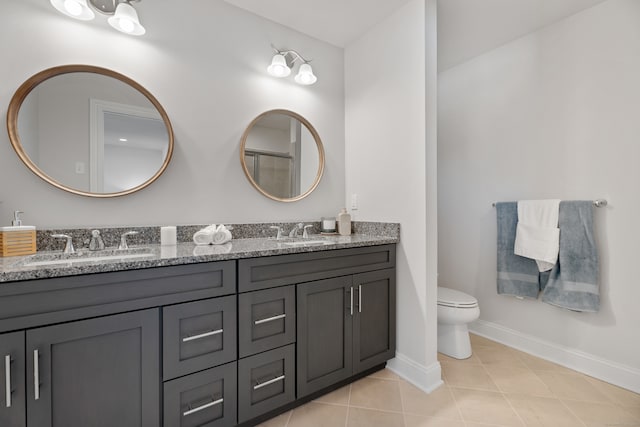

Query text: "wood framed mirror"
[6, 65, 174, 198]
[240, 109, 325, 202]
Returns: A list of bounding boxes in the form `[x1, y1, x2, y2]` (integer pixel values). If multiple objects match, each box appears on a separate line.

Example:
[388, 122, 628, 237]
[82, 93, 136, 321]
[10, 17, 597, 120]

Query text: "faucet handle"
[119, 231, 139, 250]
[52, 234, 75, 254]
[269, 226, 283, 240]
[89, 230, 105, 251]
[303, 225, 313, 239]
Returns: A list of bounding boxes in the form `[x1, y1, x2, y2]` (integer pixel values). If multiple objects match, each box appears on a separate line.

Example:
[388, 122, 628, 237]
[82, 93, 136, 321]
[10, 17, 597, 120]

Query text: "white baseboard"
[470, 320, 640, 394]
[386, 352, 443, 393]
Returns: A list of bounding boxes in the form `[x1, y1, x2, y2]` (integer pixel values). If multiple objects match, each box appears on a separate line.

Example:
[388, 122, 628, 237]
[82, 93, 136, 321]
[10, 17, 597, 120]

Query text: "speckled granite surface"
[1, 222, 399, 283]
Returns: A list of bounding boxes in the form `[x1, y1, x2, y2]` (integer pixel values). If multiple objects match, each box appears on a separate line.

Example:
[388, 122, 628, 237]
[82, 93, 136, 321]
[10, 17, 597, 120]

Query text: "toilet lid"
[437, 287, 478, 308]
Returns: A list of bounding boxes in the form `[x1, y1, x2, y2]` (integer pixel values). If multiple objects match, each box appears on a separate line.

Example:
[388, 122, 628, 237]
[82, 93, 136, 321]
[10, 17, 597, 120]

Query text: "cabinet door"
[353, 269, 396, 373]
[0, 331, 25, 427]
[26, 309, 160, 427]
[297, 276, 353, 397]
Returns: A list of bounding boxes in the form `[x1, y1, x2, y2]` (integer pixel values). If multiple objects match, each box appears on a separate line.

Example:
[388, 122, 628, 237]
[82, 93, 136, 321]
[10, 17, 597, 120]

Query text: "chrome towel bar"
[492, 199, 607, 208]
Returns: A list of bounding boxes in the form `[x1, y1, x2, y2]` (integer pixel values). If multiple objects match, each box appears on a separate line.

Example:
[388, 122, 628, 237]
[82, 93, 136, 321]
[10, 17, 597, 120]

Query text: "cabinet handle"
[4, 355, 10, 408]
[359, 285, 362, 313]
[350, 287, 354, 316]
[33, 350, 40, 401]
[182, 329, 223, 342]
[254, 314, 286, 325]
[253, 375, 285, 390]
[183, 397, 224, 417]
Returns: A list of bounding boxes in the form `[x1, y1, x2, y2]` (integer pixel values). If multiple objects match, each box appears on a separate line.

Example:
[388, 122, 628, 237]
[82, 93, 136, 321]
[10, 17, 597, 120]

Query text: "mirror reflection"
[7, 66, 174, 197]
[240, 110, 324, 202]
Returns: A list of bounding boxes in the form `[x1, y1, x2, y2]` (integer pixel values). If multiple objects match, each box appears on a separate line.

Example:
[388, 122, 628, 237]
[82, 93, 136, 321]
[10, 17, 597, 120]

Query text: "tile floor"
[258, 334, 640, 427]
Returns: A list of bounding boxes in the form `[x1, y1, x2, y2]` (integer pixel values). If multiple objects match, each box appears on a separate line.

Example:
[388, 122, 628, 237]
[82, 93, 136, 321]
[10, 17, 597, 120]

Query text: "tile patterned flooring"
[258, 334, 640, 427]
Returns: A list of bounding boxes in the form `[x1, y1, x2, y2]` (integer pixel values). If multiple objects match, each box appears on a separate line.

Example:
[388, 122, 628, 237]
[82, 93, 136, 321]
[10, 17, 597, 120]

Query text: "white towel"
[193, 224, 217, 245]
[212, 224, 233, 245]
[514, 200, 560, 272]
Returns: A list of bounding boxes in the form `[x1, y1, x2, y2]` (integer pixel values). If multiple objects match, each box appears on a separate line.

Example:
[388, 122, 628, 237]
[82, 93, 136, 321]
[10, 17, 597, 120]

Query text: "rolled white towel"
[212, 224, 233, 245]
[193, 224, 217, 245]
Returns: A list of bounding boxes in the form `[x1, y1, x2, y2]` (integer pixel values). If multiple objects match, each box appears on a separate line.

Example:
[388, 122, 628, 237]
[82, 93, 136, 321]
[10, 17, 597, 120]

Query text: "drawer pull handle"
[253, 375, 285, 390]
[359, 285, 362, 313]
[33, 350, 40, 401]
[182, 329, 223, 343]
[183, 397, 224, 417]
[4, 355, 11, 408]
[254, 314, 286, 325]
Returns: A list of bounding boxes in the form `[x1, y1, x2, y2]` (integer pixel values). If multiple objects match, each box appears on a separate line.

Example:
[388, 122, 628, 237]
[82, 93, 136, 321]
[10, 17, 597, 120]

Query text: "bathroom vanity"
[0, 235, 396, 427]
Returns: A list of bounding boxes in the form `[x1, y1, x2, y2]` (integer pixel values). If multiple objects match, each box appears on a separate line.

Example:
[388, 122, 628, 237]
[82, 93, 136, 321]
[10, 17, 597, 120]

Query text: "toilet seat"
[437, 287, 478, 308]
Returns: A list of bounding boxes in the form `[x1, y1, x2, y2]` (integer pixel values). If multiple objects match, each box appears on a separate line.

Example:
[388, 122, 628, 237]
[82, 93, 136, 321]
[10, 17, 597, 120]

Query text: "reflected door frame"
[89, 99, 161, 193]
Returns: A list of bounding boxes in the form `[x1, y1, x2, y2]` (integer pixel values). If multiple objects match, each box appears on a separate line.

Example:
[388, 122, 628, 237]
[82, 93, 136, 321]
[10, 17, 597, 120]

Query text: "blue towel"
[496, 202, 542, 298]
[541, 201, 600, 312]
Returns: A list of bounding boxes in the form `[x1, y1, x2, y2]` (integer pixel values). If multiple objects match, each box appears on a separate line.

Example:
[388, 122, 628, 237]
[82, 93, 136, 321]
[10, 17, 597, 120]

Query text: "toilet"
[437, 286, 480, 359]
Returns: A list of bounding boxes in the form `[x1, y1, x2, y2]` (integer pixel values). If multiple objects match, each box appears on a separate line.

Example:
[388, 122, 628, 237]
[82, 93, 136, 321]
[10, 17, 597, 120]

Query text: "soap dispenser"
[337, 208, 351, 236]
[0, 210, 37, 257]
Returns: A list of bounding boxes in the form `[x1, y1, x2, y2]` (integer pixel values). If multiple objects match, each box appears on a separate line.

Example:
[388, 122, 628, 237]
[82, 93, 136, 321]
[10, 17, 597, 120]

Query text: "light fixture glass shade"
[267, 54, 291, 78]
[108, 2, 146, 36]
[294, 63, 318, 85]
[50, 0, 95, 20]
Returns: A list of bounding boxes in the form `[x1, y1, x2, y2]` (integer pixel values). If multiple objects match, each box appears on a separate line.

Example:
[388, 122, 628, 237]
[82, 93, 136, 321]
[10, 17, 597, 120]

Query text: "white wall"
[0, 0, 344, 227]
[346, 0, 441, 392]
[439, 0, 640, 391]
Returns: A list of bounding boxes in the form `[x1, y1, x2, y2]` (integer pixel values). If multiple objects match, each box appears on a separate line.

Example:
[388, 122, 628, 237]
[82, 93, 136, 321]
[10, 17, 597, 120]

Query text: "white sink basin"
[281, 239, 334, 247]
[14, 248, 155, 268]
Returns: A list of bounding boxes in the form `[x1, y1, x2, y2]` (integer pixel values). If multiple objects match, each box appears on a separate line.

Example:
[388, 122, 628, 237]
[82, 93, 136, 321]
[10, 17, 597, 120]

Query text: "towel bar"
[492, 199, 607, 208]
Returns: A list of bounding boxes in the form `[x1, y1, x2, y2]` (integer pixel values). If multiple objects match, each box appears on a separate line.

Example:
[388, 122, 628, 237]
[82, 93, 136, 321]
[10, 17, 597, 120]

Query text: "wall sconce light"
[49, 0, 146, 36]
[267, 46, 317, 85]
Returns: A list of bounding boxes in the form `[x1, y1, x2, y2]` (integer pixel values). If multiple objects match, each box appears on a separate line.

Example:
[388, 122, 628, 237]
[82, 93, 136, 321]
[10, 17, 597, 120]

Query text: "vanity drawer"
[238, 244, 396, 292]
[238, 285, 296, 358]
[163, 361, 237, 427]
[163, 296, 237, 381]
[238, 344, 295, 423]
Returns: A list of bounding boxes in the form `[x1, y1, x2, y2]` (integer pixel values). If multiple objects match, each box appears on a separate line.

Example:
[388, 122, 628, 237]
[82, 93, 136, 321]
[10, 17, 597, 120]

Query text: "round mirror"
[6, 65, 174, 198]
[240, 110, 325, 202]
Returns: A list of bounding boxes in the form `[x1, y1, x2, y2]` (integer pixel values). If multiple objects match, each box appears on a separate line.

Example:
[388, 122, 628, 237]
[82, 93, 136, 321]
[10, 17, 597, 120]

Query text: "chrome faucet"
[288, 222, 304, 238]
[89, 230, 105, 251]
[52, 234, 75, 254]
[119, 231, 139, 250]
[269, 226, 283, 240]
[303, 225, 313, 239]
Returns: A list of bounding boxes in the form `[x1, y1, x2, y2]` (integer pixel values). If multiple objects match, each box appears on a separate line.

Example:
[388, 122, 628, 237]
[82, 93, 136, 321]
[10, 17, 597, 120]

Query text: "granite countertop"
[0, 233, 399, 284]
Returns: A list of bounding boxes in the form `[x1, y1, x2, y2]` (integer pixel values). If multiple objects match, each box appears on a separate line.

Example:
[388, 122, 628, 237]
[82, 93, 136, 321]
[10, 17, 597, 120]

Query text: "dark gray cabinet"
[238, 344, 295, 423]
[1, 243, 396, 426]
[0, 331, 25, 427]
[297, 269, 396, 397]
[163, 296, 237, 381]
[0, 309, 160, 427]
[353, 269, 396, 373]
[26, 309, 160, 427]
[238, 286, 295, 358]
[164, 361, 237, 427]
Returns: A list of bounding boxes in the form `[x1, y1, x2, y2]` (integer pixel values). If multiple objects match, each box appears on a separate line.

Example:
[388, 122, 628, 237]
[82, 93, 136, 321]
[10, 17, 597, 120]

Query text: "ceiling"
[437, 0, 609, 70]
[223, 0, 414, 48]
[225, 0, 607, 71]
[224, 0, 609, 69]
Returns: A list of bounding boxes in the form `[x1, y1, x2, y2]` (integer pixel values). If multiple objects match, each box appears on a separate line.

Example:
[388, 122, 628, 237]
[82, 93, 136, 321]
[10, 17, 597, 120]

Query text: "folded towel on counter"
[514, 199, 560, 272]
[212, 224, 233, 245]
[193, 224, 218, 245]
[496, 202, 544, 298]
[541, 201, 600, 312]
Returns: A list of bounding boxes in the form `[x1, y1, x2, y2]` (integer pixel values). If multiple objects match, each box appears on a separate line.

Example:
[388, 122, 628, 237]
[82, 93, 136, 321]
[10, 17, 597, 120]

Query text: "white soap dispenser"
[337, 208, 351, 236]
